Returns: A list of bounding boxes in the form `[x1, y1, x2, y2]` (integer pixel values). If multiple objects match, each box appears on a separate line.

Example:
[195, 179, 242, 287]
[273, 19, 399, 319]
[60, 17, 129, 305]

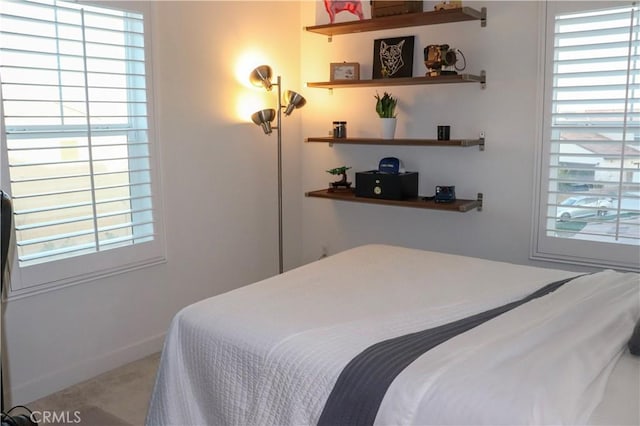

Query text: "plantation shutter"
[534, 1, 640, 270]
[0, 0, 165, 293]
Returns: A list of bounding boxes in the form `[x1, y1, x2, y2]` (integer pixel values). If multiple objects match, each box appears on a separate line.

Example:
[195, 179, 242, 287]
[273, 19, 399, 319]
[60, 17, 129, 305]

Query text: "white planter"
[380, 117, 397, 139]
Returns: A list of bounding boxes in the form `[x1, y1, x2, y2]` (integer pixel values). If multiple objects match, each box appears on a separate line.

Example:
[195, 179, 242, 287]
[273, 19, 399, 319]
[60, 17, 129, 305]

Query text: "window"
[533, 1, 639, 270]
[0, 0, 165, 295]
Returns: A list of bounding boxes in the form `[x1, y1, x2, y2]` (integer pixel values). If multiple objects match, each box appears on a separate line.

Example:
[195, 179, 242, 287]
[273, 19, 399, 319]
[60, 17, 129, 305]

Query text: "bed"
[146, 244, 639, 425]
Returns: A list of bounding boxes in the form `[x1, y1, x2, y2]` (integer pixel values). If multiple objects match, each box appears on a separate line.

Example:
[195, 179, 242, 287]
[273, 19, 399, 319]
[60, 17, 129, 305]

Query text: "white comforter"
[146, 244, 639, 426]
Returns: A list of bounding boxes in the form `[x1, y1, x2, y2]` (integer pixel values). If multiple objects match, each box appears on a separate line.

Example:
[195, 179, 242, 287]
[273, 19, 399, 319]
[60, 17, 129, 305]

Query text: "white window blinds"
[534, 1, 640, 270]
[0, 0, 164, 293]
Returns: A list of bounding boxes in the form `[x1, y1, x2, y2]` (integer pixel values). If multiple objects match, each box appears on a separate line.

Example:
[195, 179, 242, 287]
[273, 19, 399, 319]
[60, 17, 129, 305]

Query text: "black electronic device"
[434, 185, 456, 203]
[355, 171, 418, 200]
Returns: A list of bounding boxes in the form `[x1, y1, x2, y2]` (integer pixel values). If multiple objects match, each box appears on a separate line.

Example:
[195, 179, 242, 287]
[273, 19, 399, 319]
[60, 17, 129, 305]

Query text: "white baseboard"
[8, 332, 166, 405]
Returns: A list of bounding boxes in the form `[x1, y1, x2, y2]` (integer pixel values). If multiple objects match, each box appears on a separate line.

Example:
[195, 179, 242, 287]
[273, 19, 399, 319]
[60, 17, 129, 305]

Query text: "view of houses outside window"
[543, 4, 639, 248]
[0, 0, 164, 293]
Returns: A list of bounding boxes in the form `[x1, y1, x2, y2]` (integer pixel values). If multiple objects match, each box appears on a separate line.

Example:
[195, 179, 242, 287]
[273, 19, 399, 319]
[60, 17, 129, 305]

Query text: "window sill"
[5, 255, 167, 301]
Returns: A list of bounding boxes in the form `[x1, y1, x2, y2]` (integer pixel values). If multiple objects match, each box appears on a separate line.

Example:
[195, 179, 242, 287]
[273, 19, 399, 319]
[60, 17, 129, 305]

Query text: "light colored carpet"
[27, 352, 161, 426]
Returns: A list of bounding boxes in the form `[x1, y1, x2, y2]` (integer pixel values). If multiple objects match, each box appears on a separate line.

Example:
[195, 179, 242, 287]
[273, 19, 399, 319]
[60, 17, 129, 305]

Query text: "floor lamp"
[249, 65, 306, 274]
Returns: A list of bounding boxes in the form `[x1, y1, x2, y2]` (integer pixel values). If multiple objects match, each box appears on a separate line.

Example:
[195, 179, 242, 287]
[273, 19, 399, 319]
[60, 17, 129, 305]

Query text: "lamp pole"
[275, 75, 283, 274]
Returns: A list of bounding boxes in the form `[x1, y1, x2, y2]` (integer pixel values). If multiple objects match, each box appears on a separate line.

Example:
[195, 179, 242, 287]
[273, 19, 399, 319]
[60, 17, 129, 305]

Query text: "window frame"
[0, 0, 166, 298]
[531, 0, 639, 272]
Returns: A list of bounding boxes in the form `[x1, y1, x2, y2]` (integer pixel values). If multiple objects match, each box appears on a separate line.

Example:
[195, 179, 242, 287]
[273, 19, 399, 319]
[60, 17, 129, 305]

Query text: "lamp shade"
[249, 65, 273, 91]
[251, 108, 276, 134]
[283, 90, 306, 116]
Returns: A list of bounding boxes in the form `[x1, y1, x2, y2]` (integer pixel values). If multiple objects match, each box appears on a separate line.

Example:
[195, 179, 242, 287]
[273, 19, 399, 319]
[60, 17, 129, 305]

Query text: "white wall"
[4, 0, 303, 404]
[299, 1, 596, 272]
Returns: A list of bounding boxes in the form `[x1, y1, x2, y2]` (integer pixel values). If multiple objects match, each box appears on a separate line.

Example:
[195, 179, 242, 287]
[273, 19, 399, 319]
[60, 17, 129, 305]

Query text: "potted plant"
[375, 92, 398, 139]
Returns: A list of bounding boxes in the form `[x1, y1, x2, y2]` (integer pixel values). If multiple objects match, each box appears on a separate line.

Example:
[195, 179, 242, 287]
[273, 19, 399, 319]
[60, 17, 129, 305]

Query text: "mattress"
[147, 244, 639, 425]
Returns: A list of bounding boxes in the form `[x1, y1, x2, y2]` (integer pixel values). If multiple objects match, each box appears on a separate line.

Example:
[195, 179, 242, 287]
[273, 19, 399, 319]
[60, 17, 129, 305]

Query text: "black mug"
[333, 121, 347, 138]
[437, 125, 450, 141]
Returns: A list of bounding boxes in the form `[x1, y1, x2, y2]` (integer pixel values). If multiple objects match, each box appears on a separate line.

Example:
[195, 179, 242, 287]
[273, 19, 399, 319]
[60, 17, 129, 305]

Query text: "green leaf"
[374, 91, 397, 118]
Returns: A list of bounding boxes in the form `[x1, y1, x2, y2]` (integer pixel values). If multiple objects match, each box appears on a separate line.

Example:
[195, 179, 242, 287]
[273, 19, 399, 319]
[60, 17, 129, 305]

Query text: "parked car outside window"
[557, 196, 613, 221]
[596, 197, 614, 217]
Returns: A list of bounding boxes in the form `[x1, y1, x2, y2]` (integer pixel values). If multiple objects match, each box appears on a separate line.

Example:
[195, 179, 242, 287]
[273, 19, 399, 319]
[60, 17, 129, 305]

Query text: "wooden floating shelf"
[306, 137, 485, 150]
[307, 73, 486, 89]
[305, 7, 487, 38]
[306, 189, 483, 212]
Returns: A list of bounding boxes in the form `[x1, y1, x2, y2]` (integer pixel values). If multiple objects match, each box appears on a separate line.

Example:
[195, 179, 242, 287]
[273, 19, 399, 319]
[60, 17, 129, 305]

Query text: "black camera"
[435, 186, 456, 203]
[424, 44, 466, 76]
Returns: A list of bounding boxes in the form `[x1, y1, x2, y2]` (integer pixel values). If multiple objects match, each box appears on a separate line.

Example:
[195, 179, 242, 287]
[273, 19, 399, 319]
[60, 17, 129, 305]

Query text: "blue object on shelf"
[378, 157, 402, 174]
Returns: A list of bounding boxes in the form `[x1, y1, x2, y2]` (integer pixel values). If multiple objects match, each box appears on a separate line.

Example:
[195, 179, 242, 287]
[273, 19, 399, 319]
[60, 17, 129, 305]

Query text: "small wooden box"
[371, 1, 423, 18]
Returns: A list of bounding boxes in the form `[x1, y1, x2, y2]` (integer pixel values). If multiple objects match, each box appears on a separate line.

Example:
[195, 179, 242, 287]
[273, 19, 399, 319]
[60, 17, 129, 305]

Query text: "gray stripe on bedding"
[317, 275, 580, 426]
